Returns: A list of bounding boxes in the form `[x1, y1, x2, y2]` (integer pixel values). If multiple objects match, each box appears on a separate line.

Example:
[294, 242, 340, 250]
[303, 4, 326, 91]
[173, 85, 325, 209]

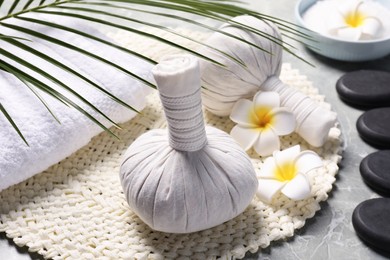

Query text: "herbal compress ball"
[120, 55, 258, 233]
[200, 16, 337, 147]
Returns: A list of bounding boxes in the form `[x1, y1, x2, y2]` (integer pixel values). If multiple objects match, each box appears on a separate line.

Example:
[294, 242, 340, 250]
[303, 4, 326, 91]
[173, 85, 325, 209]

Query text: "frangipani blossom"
[327, 0, 384, 40]
[230, 91, 295, 156]
[256, 145, 323, 203]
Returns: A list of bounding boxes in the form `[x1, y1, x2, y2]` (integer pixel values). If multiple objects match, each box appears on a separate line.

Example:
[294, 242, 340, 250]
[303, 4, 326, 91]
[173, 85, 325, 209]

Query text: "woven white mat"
[0, 29, 342, 259]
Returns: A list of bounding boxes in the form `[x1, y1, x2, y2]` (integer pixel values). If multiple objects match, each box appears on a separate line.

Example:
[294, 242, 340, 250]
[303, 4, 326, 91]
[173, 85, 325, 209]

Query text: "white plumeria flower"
[327, 0, 383, 41]
[230, 91, 295, 157]
[256, 145, 323, 204]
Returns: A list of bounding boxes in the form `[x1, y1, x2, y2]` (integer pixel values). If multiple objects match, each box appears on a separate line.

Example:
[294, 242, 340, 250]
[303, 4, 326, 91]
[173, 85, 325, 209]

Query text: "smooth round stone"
[336, 70, 390, 108]
[352, 198, 390, 254]
[360, 150, 390, 196]
[356, 107, 390, 148]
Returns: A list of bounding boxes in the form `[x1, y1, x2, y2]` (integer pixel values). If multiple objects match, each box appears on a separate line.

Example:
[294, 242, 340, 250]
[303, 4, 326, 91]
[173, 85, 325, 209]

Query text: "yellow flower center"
[345, 11, 365, 28]
[274, 162, 297, 182]
[250, 106, 274, 130]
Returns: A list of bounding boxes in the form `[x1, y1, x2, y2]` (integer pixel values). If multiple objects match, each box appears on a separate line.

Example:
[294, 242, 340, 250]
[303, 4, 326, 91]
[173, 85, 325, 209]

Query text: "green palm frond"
[0, 0, 310, 144]
[0, 101, 29, 146]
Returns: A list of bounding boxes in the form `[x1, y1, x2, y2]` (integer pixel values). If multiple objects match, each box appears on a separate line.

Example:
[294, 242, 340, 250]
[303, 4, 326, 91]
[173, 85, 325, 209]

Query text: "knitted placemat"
[0, 29, 342, 259]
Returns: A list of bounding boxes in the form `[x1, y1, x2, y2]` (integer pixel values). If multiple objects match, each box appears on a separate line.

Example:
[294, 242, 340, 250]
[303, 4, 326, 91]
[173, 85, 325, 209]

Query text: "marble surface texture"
[1, 0, 390, 259]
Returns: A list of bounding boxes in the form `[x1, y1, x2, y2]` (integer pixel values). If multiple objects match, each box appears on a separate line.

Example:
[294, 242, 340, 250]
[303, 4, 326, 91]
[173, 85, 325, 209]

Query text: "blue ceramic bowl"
[295, 0, 390, 61]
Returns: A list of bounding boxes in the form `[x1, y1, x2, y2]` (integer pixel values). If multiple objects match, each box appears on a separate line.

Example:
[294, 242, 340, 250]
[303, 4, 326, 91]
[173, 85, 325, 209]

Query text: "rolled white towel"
[0, 14, 153, 191]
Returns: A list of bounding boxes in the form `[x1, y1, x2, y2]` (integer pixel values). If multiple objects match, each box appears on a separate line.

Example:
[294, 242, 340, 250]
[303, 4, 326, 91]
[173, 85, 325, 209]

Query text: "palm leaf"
[36, 6, 247, 67]
[23, 0, 35, 10]
[6, 65, 61, 124]
[0, 47, 121, 128]
[0, 34, 31, 41]
[0, 101, 29, 146]
[1, 31, 154, 111]
[70, 1, 273, 54]
[0, 0, 309, 144]
[7, 0, 20, 15]
[0, 59, 119, 139]
[33, 10, 226, 67]
[0, 22, 156, 89]
[87, 0, 311, 63]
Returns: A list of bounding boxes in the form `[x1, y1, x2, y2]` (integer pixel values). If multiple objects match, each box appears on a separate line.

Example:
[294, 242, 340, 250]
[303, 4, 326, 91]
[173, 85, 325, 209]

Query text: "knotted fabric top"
[153, 55, 207, 152]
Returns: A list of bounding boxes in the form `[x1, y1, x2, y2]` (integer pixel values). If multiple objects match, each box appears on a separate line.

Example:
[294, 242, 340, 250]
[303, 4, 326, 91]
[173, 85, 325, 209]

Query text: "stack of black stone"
[336, 70, 390, 255]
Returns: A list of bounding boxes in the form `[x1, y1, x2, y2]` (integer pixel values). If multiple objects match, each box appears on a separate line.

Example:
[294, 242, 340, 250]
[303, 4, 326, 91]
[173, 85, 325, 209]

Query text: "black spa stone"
[336, 70, 390, 108]
[356, 107, 390, 148]
[360, 150, 390, 196]
[352, 198, 390, 254]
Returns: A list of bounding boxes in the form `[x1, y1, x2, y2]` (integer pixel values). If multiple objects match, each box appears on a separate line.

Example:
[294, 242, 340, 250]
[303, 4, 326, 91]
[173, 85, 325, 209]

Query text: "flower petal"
[337, 27, 362, 41]
[281, 173, 311, 201]
[294, 150, 323, 174]
[361, 17, 382, 36]
[327, 12, 348, 30]
[253, 128, 280, 156]
[258, 157, 277, 179]
[361, 2, 382, 18]
[273, 145, 301, 167]
[338, 0, 358, 17]
[257, 179, 286, 203]
[253, 91, 280, 110]
[230, 125, 259, 151]
[230, 99, 257, 127]
[270, 108, 296, 135]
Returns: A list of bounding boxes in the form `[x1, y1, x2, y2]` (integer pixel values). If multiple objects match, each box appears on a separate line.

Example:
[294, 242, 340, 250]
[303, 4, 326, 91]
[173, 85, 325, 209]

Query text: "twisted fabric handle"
[262, 76, 337, 147]
[153, 55, 207, 152]
[159, 88, 207, 151]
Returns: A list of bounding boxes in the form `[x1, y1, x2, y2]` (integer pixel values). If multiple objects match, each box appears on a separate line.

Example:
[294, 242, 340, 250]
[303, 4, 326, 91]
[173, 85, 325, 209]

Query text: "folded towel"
[0, 13, 153, 191]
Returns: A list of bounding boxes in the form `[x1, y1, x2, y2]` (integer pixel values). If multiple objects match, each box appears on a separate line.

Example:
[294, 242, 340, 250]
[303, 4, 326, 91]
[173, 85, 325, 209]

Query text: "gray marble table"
[1, 0, 390, 259]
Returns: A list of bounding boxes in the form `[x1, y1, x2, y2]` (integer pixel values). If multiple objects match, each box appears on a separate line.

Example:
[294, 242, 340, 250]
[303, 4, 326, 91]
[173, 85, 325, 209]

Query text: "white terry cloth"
[0, 14, 153, 191]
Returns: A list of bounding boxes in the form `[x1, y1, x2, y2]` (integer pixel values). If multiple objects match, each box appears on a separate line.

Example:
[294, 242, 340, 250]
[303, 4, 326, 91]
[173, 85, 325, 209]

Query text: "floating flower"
[256, 145, 323, 203]
[229, 91, 295, 156]
[326, 0, 384, 40]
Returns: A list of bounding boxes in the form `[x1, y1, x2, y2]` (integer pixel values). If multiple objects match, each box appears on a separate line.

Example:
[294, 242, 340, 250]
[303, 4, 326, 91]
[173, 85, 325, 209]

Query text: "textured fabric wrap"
[199, 16, 337, 147]
[120, 55, 258, 233]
